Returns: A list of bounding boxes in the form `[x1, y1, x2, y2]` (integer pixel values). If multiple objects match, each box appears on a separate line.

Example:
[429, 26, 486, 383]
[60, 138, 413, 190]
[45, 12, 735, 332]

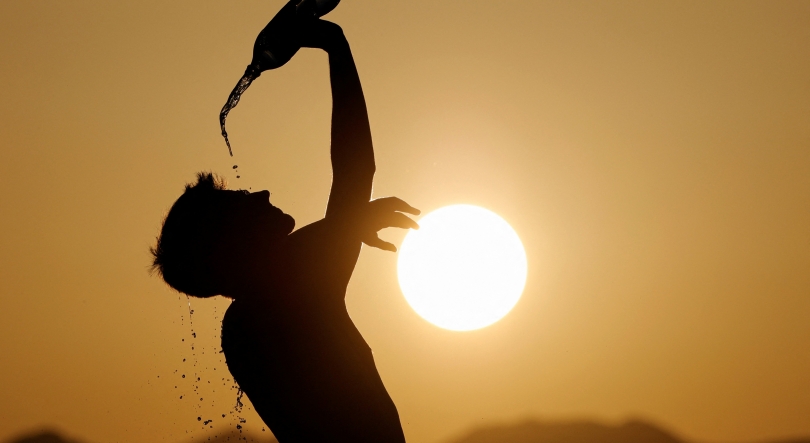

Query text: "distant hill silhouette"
[2, 429, 278, 443]
[6, 422, 810, 443]
[447, 419, 681, 443]
[3, 430, 83, 443]
[446, 419, 810, 443]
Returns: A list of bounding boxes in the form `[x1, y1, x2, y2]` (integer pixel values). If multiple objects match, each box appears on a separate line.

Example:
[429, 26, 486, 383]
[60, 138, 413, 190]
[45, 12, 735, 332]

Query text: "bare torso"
[221, 220, 406, 443]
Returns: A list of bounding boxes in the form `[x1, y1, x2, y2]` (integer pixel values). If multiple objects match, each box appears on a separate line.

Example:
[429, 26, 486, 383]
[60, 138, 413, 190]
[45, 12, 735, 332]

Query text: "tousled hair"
[151, 172, 229, 297]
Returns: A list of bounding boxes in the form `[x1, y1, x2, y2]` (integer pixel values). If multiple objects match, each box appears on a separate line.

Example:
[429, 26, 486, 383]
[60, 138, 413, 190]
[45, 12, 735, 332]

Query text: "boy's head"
[151, 172, 295, 297]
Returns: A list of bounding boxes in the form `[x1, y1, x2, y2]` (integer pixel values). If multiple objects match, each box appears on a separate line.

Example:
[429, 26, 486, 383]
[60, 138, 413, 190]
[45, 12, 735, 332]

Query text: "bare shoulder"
[285, 217, 356, 255]
[283, 217, 362, 292]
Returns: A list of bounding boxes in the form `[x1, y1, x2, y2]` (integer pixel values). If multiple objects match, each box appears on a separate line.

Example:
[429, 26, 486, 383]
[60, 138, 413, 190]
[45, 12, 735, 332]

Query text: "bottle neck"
[245, 64, 262, 79]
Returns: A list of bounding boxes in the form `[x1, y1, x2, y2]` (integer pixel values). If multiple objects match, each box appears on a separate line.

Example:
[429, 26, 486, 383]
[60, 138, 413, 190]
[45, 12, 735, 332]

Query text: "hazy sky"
[1, 1, 808, 442]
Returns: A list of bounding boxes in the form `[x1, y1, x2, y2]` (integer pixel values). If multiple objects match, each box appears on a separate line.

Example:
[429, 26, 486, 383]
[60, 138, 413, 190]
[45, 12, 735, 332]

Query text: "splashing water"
[218, 1, 341, 158]
[219, 67, 261, 157]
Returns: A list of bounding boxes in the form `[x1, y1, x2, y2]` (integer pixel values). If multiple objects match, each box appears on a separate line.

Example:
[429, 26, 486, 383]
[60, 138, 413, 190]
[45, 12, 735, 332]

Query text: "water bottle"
[220, 0, 341, 156]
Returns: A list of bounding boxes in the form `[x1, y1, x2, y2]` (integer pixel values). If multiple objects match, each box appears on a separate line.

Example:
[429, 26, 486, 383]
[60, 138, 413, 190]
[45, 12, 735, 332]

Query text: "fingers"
[357, 197, 420, 251]
[361, 212, 417, 252]
[298, 19, 345, 50]
[296, 0, 340, 18]
[369, 196, 421, 216]
[382, 212, 419, 230]
[363, 234, 397, 252]
[365, 197, 420, 231]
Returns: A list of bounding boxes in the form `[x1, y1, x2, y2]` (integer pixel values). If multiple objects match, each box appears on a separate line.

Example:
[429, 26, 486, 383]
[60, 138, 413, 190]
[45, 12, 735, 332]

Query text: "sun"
[397, 205, 528, 331]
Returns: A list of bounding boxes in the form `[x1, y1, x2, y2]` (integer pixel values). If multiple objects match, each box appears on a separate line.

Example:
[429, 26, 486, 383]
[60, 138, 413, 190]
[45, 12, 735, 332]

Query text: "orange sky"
[1, 1, 808, 442]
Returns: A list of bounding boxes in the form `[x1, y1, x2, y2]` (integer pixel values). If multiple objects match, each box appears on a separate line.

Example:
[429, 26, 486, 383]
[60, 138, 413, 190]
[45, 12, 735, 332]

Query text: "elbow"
[364, 164, 376, 184]
[332, 160, 375, 184]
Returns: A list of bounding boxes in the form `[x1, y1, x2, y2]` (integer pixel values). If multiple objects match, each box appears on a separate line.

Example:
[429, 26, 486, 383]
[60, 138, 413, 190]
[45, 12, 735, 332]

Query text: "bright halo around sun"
[397, 205, 528, 331]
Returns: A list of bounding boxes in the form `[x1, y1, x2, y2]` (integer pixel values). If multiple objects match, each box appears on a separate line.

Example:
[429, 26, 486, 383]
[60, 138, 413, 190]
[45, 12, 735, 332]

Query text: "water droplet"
[233, 165, 238, 169]
[198, 417, 202, 421]
[182, 374, 186, 378]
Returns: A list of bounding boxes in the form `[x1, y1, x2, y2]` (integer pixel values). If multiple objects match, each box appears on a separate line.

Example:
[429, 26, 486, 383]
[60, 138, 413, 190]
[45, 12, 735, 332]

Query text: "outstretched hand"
[360, 197, 420, 252]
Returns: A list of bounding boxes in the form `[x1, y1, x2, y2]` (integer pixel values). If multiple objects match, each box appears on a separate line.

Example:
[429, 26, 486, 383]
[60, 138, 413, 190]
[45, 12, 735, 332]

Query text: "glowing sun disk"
[397, 205, 527, 331]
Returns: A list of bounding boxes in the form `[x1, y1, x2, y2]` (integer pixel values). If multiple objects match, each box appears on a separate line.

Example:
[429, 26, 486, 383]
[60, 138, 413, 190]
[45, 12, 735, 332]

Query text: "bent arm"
[295, 21, 418, 258]
[321, 29, 375, 219]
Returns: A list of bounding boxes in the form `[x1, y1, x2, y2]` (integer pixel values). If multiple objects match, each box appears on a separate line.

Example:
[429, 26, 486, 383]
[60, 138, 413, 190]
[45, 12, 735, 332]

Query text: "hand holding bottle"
[220, 0, 342, 156]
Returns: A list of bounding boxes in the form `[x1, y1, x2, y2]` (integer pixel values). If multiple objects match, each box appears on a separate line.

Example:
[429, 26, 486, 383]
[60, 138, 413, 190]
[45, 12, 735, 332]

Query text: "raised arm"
[301, 21, 374, 218]
[326, 40, 375, 217]
[299, 21, 419, 251]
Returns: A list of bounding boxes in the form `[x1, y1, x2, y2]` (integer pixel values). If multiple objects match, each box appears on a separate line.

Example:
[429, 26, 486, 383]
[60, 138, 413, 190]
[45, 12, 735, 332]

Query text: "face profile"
[219, 189, 296, 241]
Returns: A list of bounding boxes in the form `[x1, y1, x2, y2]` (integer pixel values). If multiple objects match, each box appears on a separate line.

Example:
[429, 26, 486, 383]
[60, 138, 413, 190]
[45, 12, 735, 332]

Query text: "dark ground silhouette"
[8, 420, 810, 443]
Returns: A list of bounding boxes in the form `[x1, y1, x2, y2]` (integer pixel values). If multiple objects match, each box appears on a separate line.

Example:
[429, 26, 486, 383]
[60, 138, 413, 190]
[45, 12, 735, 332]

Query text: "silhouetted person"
[151, 19, 418, 443]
